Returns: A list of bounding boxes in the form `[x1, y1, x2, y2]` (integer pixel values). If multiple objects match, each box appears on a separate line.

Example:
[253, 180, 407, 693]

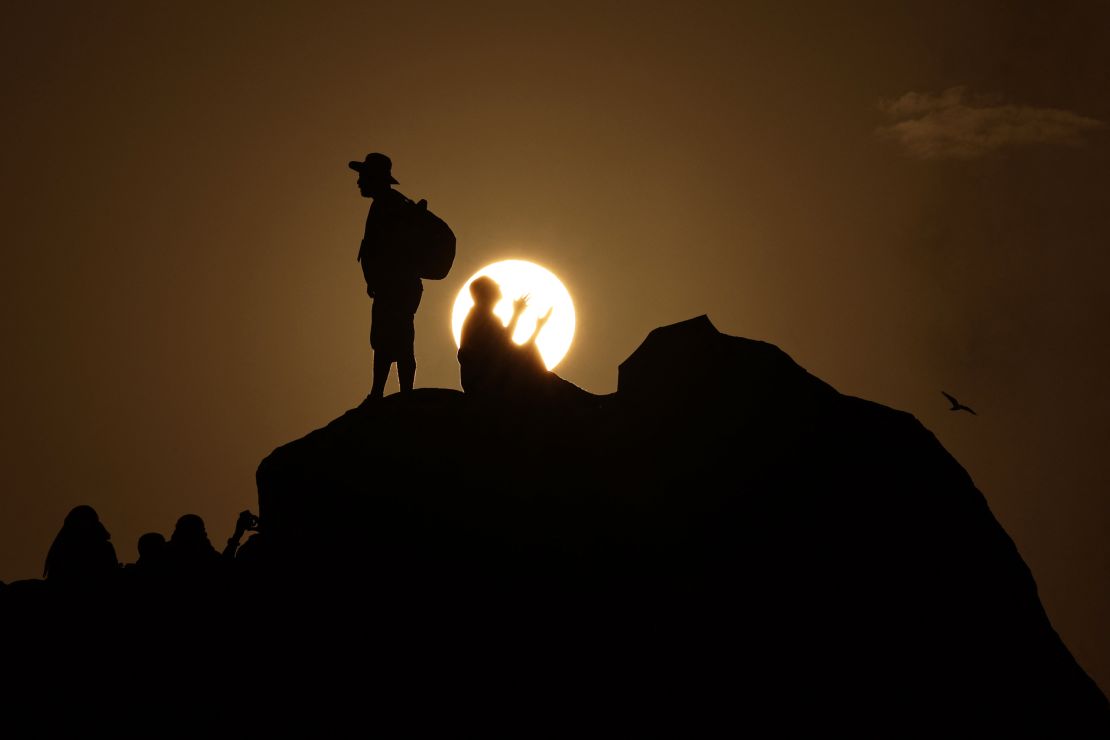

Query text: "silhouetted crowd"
[0, 505, 267, 601]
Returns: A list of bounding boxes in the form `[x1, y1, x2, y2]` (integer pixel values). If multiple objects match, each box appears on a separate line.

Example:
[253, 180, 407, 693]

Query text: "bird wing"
[942, 391, 958, 406]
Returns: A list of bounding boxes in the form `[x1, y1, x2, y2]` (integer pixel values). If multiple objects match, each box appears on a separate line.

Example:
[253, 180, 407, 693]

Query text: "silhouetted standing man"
[351, 153, 423, 402]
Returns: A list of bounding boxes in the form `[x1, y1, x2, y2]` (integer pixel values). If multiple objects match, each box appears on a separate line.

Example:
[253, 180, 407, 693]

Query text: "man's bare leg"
[370, 352, 392, 401]
[398, 356, 416, 393]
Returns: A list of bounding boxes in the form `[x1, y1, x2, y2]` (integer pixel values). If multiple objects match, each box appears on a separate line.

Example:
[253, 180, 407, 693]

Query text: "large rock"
[256, 316, 1107, 732]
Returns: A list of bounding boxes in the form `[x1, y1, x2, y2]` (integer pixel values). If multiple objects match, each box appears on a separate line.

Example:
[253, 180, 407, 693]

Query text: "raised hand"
[237, 510, 259, 533]
[536, 306, 554, 330]
[512, 294, 530, 317]
[525, 306, 555, 345]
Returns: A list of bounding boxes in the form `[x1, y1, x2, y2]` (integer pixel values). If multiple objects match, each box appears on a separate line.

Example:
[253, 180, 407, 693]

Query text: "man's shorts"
[370, 301, 416, 359]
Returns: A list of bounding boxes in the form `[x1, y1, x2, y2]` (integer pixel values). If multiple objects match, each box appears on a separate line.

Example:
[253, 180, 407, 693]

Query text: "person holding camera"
[223, 510, 260, 560]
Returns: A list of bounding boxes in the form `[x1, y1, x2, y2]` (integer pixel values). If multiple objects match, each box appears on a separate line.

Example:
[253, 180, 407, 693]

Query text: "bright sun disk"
[451, 260, 576, 370]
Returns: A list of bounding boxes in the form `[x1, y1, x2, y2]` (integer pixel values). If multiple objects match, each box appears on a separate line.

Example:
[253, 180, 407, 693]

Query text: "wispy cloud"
[877, 86, 1103, 159]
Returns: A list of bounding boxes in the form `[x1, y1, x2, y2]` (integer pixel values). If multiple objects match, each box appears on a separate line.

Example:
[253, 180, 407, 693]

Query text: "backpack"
[401, 198, 456, 280]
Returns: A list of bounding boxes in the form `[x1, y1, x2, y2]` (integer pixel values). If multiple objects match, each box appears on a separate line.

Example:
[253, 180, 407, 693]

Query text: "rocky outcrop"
[256, 316, 1107, 732]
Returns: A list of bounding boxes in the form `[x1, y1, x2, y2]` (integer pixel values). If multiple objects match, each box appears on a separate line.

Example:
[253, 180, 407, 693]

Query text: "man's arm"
[525, 307, 554, 345]
[506, 295, 529, 338]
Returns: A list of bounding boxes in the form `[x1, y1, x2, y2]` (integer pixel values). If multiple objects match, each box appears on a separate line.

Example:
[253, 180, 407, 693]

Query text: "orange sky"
[2, 2, 1107, 691]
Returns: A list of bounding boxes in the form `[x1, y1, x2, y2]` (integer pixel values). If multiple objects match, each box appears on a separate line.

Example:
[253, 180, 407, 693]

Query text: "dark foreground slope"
[256, 316, 1106, 732]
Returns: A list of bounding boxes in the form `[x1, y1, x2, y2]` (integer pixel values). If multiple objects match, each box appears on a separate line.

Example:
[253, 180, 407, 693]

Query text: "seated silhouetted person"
[458, 276, 552, 398]
[43, 505, 119, 585]
[165, 514, 222, 577]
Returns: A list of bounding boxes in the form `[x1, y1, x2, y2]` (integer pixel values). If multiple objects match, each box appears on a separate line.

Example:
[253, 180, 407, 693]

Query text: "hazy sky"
[3, 2, 1107, 691]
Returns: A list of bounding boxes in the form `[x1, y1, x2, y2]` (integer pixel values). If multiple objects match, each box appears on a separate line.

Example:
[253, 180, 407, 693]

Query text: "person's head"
[59, 505, 111, 543]
[137, 532, 167, 561]
[349, 152, 398, 199]
[63, 504, 101, 529]
[171, 514, 208, 545]
[44, 505, 112, 578]
[469, 276, 502, 309]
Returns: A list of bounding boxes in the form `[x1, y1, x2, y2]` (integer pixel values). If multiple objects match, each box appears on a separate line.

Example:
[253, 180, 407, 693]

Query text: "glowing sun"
[451, 260, 576, 370]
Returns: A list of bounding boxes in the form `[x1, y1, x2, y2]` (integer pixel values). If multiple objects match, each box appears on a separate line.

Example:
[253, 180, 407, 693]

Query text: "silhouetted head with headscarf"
[166, 514, 221, 573]
[43, 505, 119, 583]
[171, 514, 209, 545]
[469, 275, 502, 309]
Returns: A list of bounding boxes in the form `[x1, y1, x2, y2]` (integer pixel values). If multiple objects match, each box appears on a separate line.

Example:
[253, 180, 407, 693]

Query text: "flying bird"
[942, 391, 977, 415]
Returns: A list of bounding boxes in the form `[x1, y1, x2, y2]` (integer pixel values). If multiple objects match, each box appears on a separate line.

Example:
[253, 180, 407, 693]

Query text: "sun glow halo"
[451, 260, 576, 370]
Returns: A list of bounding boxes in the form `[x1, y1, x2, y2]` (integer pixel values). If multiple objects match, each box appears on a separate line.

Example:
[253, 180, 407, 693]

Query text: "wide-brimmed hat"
[348, 152, 399, 184]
